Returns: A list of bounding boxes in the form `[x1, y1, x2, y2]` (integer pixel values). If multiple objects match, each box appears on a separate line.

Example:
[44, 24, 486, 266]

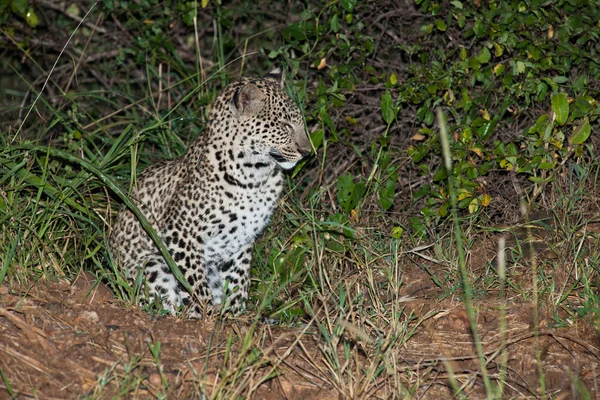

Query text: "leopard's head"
[211, 68, 312, 170]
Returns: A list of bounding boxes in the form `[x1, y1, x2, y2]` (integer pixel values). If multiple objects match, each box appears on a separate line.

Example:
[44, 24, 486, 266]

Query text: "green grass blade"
[15, 145, 192, 294]
[0, 236, 18, 285]
[437, 108, 493, 397]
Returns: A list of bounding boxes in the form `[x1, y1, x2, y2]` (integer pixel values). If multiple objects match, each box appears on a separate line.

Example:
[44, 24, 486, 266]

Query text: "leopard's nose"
[299, 147, 311, 157]
[295, 130, 312, 158]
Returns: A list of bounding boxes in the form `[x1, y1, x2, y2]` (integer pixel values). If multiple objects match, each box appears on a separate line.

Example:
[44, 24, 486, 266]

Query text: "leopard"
[109, 68, 311, 317]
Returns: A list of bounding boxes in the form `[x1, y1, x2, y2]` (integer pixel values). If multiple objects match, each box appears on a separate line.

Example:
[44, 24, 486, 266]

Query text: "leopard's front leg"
[205, 243, 252, 315]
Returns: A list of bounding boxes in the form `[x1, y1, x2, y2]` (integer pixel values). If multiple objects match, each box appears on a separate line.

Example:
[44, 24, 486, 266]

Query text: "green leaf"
[351, 182, 366, 210]
[438, 203, 448, 217]
[434, 19, 447, 31]
[408, 145, 428, 163]
[183, 10, 195, 26]
[326, 236, 345, 252]
[336, 174, 365, 213]
[379, 179, 395, 210]
[571, 97, 594, 119]
[330, 13, 340, 33]
[477, 119, 498, 140]
[477, 47, 491, 64]
[493, 42, 503, 57]
[466, 166, 478, 179]
[468, 57, 481, 70]
[468, 198, 481, 214]
[413, 184, 430, 200]
[460, 88, 472, 110]
[424, 110, 434, 126]
[320, 110, 338, 140]
[473, 18, 486, 37]
[456, 13, 465, 28]
[340, 0, 357, 12]
[391, 226, 403, 239]
[494, 63, 505, 76]
[25, 8, 38, 27]
[381, 90, 396, 125]
[11, 0, 27, 16]
[552, 76, 568, 84]
[283, 23, 308, 41]
[337, 173, 354, 213]
[458, 197, 473, 209]
[409, 216, 427, 239]
[573, 75, 587, 92]
[65, 3, 80, 16]
[310, 129, 324, 149]
[551, 92, 569, 126]
[538, 162, 555, 170]
[433, 167, 447, 182]
[569, 119, 591, 145]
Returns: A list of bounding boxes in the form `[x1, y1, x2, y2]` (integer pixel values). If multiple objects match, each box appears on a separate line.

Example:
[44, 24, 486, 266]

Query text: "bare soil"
[2, 237, 599, 399]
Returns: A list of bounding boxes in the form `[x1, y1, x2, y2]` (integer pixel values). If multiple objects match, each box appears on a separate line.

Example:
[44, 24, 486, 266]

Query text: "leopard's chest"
[202, 175, 282, 259]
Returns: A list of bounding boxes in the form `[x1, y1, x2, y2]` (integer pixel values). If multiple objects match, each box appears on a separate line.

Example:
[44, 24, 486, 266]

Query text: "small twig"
[16, 89, 30, 127]
[82, 49, 121, 63]
[0, 307, 55, 354]
[0, 343, 55, 379]
[64, 11, 105, 94]
[528, 147, 576, 212]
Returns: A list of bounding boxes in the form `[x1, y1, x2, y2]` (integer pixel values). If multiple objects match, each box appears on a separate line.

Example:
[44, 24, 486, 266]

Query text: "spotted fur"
[110, 68, 311, 317]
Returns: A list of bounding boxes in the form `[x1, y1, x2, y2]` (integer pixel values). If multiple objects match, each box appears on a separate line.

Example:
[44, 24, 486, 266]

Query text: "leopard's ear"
[265, 67, 285, 88]
[232, 83, 266, 116]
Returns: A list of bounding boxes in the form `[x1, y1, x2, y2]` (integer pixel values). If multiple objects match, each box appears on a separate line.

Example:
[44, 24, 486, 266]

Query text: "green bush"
[402, 0, 600, 224]
[273, 0, 600, 234]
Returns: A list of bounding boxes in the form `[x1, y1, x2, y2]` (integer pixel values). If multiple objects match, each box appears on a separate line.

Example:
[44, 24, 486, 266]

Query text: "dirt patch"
[1, 258, 599, 399]
[0, 274, 335, 399]
[398, 274, 600, 398]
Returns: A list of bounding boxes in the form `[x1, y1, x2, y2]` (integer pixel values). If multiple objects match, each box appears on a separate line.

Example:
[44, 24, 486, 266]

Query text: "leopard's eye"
[281, 122, 294, 132]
